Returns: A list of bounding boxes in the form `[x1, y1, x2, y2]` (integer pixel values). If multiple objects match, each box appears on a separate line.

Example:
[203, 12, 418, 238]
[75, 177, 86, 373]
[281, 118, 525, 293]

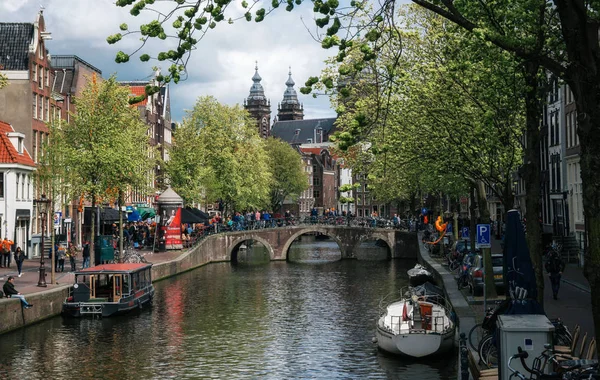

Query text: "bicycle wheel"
[468, 324, 485, 351]
[478, 335, 498, 368]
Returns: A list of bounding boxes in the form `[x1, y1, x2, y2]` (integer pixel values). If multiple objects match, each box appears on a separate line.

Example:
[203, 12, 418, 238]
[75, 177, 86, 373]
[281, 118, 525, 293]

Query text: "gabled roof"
[299, 147, 324, 156]
[0, 23, 34, 71]
[0, 121, 35, 167]
[271, 118, 336, 144]
[126, 85, 148, 107]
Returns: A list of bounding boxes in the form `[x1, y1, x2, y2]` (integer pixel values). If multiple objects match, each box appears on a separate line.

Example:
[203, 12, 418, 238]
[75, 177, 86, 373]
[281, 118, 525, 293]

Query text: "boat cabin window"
[139, 269, 149, 289]
[123, 274, 130, 295]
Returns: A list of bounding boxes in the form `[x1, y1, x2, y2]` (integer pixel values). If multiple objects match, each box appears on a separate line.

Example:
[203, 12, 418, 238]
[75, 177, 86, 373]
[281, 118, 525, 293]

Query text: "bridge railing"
[183, 217, 414, 249]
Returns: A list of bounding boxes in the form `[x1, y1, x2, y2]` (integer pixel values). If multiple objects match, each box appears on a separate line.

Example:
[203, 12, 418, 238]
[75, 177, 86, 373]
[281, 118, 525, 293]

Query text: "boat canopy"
[76, 263, 151, 274]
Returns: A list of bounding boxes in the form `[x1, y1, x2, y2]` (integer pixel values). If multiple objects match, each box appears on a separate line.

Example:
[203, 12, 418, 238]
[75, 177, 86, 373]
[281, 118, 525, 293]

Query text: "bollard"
[459, 332, 469, 380]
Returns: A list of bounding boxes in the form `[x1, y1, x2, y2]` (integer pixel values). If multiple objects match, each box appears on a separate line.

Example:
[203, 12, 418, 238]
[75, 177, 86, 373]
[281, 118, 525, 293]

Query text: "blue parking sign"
[461, 227, 469, 240]
[476, 224, 491, 248]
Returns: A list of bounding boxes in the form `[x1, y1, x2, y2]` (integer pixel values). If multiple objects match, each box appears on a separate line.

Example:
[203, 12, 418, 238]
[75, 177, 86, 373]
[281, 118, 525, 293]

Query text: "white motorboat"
[407, 263, 435, 286]
[375, 284, 455, 357]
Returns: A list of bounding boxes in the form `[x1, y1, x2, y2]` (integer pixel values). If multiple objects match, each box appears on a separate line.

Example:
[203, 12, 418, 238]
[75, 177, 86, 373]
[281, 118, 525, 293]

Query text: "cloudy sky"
[2, 0, 338, 122]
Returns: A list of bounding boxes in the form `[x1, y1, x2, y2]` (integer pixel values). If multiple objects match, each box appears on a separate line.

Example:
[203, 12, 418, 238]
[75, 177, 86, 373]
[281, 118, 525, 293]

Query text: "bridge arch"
[280, 227, 346, 261]
[226, 234, 275, 262]
[351, 232, 394, 260]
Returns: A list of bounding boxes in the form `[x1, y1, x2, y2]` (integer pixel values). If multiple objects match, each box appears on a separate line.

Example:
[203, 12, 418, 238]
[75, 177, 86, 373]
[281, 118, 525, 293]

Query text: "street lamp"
[37, 194, 49, 287]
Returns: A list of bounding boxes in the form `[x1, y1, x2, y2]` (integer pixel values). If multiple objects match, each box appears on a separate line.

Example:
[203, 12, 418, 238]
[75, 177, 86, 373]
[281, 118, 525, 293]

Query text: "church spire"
[248, 61, 266, 102]
[277, 66, 304, 121]
[244, 61, 271, 138]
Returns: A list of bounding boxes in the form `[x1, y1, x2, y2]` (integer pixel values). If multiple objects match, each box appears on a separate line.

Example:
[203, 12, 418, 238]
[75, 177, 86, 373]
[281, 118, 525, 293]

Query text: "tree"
[36, 119, 70, 284]
[62, 75, 154, 265]
[264, 137, 308, 213]
[406, 1, 600, 353]
[326, 6, 528, 296]
[0, 73, 7, 89]
[165, 122, 213, 205]
[184, 96, 272, 212]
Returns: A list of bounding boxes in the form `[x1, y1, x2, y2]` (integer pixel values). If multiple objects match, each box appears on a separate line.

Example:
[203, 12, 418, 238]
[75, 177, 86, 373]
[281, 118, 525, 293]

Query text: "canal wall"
[416, 236, 476, 380]
[0, 285, 71, 335]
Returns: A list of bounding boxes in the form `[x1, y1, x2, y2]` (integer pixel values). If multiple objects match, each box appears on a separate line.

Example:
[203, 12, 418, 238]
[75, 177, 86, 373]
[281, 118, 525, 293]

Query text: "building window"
[314, 177, 320, 186]
[39, 67, 43, 89]
[38, 95, 43, 120]
[16, 173, 20, 200]
[27, 176, 30, 200]
[45, 97, 50, 121]
[33, 94, 37, 119]
[33, 64, 37, 82]
[45, 68, 50, 87]
[33, 131, 38, 163]
[0, 172, 4, 198]
[313, 190, 320, 199]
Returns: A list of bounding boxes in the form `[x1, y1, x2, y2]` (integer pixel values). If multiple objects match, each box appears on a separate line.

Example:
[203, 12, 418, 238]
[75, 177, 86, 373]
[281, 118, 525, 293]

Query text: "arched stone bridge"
[195, 226, 419, 262]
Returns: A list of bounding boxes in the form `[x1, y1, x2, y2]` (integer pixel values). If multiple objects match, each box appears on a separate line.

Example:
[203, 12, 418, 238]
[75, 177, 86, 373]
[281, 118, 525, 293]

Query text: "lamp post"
[37, 194, 49, 287]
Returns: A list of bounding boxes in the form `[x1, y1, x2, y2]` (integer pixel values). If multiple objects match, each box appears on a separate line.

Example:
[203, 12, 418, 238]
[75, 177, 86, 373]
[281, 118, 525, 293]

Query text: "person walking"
[545, 248, 566, 300]
[13, 247, 25, 277]
[67, 243, 77, 272]
[1, 238, 14, 268]
[82, 242, 90, 269]
[3, 276, 33, 308]
[57, 247, 66, 272]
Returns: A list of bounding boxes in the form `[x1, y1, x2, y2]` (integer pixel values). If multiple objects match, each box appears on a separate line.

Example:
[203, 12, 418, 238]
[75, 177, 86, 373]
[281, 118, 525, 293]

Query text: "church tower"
[277, 67, 304, 121]
[243, 62, 271, 138]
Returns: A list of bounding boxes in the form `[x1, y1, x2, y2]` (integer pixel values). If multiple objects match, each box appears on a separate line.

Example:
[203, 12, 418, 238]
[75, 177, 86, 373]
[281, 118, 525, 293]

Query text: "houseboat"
[62, 263, 155, 317]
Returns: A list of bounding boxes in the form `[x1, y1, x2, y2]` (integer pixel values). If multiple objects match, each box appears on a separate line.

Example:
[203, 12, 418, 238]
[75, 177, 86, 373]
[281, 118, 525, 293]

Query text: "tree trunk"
[469, 185, 477, 252]
[476, 180, 498, 299]
[50, 199, 55, 285]
[91, 195, 96, 267]
[118, 190, 124, 263]
[568, 63, 600, 360]
[522, 62, 544, 307]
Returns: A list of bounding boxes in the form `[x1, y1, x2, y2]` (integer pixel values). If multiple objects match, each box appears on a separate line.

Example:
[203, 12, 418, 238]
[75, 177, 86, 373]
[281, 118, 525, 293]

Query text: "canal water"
[0, 238, 457, 379]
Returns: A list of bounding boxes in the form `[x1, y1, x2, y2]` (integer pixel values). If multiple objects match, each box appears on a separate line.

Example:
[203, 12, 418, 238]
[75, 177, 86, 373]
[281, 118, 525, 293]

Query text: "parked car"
[468, 253, 504, 296]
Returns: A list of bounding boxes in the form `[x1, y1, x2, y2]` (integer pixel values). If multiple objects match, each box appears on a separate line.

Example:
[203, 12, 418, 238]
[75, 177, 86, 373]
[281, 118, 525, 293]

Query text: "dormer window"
[18, 137, 23, 154]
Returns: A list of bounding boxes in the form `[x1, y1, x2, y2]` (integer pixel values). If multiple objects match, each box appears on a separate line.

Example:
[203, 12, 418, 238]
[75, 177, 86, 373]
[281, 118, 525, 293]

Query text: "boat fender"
[372, 337, 378, 344]
[138, 299, 143, 310]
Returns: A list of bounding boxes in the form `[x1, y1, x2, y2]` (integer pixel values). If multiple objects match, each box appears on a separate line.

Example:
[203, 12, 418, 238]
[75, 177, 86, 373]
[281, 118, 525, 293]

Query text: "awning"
[84, 207, 127, 225]
[15, 209, 30, 220]
[137, 207, 156, 220]
[180, 207, 207, 224]
[187, 207, 209, 221]
[128, 209, 141, 222]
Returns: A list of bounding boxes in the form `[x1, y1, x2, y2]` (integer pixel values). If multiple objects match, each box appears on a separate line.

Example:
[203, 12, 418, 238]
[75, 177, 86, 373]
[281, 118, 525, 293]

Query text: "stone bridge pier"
[209, 226, 418, 261]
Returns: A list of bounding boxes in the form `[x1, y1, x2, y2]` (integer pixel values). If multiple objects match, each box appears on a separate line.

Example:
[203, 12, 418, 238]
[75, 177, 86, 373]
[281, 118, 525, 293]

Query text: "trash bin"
[497, 314, 554, 380]
[94, 235, 115, 264]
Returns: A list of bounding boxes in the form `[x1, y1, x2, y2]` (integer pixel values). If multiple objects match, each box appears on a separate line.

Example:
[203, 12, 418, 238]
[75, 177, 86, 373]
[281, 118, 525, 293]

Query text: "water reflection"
[0, 240, 456, 379]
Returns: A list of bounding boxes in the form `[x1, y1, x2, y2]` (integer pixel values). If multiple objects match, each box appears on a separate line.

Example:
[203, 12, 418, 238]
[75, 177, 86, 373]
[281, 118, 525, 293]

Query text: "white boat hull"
[376, 323, 454, 357]
[376, 297, 455, 358]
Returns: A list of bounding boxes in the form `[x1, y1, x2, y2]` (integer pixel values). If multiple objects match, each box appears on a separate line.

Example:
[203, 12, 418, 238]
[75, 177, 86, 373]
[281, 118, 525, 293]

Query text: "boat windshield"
[75, 273, 131, 302]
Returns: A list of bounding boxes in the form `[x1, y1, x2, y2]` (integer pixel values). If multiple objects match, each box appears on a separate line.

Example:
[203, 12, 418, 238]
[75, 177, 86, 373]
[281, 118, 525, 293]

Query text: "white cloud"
[2, 0, 336, 122]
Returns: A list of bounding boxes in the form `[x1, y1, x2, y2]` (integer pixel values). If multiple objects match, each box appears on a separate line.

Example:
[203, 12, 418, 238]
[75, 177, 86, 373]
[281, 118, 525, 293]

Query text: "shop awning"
[84, 207, 127, 225]
[137, 207, 156, 220]
[180, 207, 208, 224]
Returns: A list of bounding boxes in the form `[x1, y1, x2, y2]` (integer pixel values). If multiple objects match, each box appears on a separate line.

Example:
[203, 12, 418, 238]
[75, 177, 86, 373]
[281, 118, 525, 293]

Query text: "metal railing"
[182, 216, 414, 249]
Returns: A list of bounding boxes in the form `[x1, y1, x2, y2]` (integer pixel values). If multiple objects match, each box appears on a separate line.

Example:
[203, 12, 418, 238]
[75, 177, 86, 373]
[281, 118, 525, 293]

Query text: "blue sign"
[477, 224, 491, 248]
[446, 222, 453, 233]
[461, 227, 469, 240]
[421, 207, 428, 215]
